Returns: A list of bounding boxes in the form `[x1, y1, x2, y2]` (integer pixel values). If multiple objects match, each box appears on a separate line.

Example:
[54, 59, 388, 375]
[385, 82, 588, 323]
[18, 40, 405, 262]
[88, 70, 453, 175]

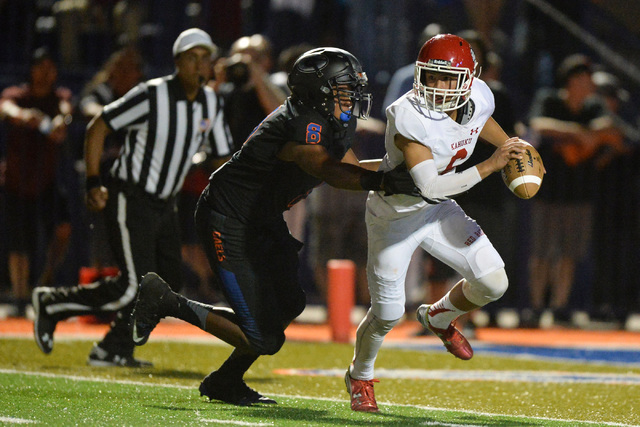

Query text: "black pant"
[195, 189, 306, 356]
[47, 181, 183, 354]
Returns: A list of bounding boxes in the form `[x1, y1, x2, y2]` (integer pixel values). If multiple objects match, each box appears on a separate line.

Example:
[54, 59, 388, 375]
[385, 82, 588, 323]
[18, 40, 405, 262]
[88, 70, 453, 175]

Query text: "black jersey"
[208, 97, 357, 223]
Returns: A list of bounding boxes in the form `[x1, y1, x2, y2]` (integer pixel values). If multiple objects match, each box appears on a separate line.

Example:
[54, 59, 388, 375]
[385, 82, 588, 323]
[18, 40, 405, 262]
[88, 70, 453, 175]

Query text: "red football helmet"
[413, 34, 479, 112]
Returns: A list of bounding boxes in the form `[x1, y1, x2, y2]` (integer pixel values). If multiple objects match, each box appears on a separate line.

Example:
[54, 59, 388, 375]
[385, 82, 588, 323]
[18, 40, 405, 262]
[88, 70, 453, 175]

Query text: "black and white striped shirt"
[102, 74, 233, 200]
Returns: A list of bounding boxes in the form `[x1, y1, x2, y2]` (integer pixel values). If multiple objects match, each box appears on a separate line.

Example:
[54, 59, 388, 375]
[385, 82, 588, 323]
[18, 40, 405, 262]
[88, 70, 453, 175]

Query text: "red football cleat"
[344, 368, 380, 412]
[416, 304, 473, 360]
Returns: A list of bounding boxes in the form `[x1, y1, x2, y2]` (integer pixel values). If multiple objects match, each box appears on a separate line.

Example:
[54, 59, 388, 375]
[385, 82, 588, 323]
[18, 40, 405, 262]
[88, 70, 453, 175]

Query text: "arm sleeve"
[409, 159, 482, 203]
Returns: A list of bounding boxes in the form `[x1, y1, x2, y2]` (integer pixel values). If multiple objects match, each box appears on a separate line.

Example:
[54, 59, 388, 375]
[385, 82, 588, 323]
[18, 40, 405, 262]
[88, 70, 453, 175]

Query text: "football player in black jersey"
[130, 47, 418, 405]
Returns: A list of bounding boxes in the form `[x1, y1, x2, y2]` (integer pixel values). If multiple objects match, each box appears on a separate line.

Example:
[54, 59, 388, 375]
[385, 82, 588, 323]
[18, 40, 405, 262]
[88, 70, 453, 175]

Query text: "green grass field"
[1, 337, 639, 426]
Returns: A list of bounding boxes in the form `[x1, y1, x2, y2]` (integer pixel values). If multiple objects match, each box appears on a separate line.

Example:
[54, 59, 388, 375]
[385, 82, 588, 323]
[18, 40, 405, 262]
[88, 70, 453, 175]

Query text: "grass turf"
[1, 337, 639, 426]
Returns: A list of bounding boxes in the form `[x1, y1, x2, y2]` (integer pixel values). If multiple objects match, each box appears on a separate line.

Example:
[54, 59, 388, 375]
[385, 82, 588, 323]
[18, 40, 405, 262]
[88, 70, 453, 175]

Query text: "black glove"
[381, 163, 421, 197]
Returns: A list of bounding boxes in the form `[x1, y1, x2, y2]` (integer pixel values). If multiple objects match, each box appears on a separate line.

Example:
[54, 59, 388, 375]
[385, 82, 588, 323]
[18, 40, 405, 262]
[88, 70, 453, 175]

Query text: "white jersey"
[374, 78, 495, 213]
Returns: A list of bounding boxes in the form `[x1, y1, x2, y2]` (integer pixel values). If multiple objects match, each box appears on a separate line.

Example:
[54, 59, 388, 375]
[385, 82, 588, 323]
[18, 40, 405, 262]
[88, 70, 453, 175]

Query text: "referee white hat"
[173, 28, 218, 58]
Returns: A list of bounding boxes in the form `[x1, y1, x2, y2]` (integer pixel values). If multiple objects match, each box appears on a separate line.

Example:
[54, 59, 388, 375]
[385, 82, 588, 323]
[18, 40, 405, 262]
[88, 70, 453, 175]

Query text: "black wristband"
[86, 175, 102, 191]
[360, 171, 384, 191]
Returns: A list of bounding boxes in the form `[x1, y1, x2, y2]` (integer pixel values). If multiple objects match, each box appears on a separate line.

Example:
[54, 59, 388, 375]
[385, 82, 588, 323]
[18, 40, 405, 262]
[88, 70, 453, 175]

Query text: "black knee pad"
[248, 330, 286, 356]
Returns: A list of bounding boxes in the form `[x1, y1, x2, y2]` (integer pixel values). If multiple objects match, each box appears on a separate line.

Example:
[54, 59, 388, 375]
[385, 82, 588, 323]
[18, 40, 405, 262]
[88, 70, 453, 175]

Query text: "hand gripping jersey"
[375, 78, 495, 213]
[208, 98, 356, 223]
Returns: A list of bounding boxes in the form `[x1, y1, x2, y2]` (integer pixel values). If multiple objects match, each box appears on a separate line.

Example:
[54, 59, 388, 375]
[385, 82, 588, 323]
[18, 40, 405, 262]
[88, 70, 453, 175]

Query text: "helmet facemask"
[329, 72, 372, 121]
[414, 60, 477, 112]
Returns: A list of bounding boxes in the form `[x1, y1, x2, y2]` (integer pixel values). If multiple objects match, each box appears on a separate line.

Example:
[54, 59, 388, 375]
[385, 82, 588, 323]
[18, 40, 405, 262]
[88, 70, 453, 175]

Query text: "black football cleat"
[199, 370, 277, 406]
[131, 273, 176, 346]
[32, 287, 59, 354]
[87, 343, 153, 368]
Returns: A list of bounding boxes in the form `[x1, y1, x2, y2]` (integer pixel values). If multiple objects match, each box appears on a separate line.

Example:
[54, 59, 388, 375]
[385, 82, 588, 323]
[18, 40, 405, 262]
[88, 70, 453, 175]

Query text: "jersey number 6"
[442, 148, 468, 174]
[305, 123, 322, 144]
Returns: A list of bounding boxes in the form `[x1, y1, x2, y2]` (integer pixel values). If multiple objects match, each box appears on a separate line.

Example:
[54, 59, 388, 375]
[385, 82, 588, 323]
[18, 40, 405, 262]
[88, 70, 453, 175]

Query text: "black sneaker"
[87, 344, 153, 368]
[32, 287, 59, 354]
[131, 273, 176, 346]
[199, 370, 277, 406]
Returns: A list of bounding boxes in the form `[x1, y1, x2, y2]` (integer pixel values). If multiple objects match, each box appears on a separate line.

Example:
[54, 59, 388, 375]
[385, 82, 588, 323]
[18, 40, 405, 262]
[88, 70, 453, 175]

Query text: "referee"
[32, 28, 234, 367]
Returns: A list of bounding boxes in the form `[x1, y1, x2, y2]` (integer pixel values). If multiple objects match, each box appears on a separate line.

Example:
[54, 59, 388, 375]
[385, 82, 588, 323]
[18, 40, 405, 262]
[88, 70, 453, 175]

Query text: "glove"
[380, 163, 421, 197]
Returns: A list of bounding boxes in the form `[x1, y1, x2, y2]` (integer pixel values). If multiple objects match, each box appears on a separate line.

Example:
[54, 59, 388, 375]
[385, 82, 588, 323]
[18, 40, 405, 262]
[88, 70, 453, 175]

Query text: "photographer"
[213, 34, 288, 149]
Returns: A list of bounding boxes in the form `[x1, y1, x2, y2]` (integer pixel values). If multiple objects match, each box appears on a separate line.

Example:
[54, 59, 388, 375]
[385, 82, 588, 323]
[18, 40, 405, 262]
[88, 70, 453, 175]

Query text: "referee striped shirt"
[102, 74, 233, 200]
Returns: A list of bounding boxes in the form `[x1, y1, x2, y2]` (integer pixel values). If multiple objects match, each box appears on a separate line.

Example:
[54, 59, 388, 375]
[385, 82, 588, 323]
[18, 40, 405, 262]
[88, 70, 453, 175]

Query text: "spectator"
[591, 71, 639, 146]
[31, 28, 234, 367]
[215, 34, 287, 149]
[462, 0, 505, 49]
[0, 47, 73, 316]
[590, 71, 639, 324]
[258, 0, 345, 58]
[525, 54, 621, 327]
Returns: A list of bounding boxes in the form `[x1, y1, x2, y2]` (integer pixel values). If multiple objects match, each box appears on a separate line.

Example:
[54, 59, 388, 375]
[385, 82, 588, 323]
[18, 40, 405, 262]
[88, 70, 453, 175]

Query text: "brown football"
[501, 144, 544, 199]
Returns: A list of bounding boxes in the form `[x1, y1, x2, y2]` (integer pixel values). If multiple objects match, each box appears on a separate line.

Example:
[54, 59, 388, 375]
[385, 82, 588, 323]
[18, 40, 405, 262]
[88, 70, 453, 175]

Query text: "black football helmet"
[287, 47, 372, 121]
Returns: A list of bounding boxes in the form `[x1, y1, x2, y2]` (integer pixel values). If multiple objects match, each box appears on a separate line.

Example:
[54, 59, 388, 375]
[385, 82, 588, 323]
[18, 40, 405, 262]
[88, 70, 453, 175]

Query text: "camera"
[224, 54, 249, 86]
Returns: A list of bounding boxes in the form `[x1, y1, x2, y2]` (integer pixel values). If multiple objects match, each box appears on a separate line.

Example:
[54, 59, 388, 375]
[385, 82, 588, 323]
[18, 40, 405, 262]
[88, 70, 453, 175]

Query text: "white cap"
[172, 28, 218, 57]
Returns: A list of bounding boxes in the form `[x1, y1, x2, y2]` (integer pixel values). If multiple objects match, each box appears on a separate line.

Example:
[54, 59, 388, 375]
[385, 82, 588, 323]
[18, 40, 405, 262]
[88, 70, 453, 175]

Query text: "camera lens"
[225, 59, 249, 86]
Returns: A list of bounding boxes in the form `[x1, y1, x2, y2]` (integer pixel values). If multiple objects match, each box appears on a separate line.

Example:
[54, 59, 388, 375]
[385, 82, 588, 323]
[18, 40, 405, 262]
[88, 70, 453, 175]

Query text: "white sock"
[428, 291, 466, 329]
[350, 309, 399, 380]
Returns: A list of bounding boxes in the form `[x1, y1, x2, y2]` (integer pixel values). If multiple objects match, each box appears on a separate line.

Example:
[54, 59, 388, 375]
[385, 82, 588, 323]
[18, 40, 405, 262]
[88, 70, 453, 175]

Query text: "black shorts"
[195, 189, 306, 355]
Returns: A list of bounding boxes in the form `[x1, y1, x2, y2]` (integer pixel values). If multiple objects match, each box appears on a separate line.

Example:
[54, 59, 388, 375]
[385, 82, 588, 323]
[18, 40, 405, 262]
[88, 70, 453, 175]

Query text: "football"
[501, 143, 544, 199]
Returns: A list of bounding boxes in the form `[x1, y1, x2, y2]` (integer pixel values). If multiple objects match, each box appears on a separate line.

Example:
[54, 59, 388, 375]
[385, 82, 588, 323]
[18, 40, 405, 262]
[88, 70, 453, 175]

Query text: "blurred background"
[0, 0, 639, 331]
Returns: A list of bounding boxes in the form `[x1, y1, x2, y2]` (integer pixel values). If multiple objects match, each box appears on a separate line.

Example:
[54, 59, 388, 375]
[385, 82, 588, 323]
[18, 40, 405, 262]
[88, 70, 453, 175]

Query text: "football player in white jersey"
[345, 34, 529, 412]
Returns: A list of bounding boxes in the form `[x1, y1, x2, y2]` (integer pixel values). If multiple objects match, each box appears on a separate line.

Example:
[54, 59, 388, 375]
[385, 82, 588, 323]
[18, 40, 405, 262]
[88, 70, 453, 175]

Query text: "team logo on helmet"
[430, 59, 451, 67]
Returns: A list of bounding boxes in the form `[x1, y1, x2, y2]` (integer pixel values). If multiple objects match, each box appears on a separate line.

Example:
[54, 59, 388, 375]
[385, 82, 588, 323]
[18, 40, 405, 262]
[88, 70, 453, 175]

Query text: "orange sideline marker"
[327, 259, 355, 343]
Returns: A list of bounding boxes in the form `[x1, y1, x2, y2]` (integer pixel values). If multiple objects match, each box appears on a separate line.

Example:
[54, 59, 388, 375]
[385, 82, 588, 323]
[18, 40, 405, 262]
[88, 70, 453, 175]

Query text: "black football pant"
[44, 181, 183, 355]
[195, 188, 306, 356]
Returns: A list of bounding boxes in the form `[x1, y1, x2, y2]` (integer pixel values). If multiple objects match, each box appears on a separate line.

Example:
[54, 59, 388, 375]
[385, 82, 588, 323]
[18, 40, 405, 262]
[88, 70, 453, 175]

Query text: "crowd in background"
[1, 0, 639, 329]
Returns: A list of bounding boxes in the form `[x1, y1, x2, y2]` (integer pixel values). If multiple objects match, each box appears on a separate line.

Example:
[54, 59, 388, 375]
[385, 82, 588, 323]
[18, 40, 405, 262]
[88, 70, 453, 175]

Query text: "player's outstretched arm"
[341, 148, 381, 172]
[278, 141, 417, 195]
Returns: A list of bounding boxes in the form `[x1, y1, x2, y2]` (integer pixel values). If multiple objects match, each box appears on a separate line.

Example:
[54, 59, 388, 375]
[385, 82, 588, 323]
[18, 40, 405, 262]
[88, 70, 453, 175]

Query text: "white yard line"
[0, 417, 36, 424]
[199, 419, 273, 426]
